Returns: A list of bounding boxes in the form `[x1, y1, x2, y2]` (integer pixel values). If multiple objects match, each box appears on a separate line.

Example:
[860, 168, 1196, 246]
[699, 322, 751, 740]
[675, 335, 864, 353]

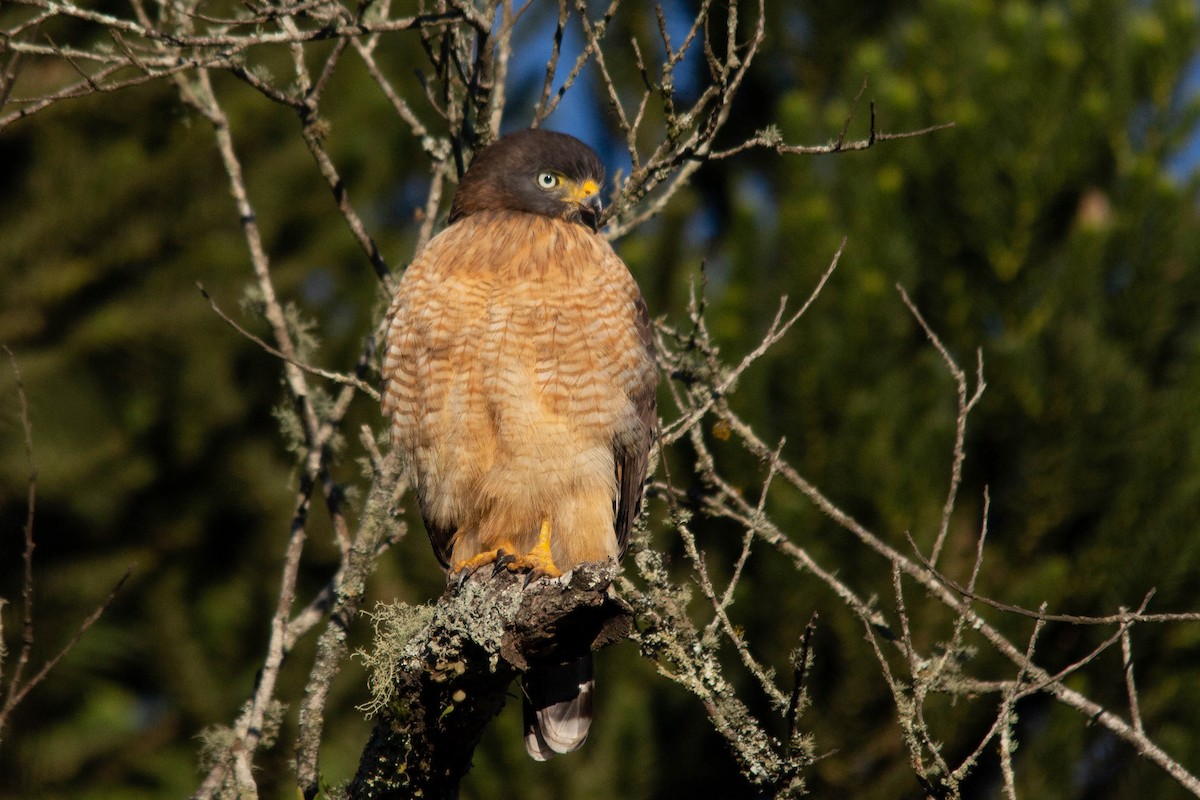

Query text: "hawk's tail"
[522, 655, 594, 761]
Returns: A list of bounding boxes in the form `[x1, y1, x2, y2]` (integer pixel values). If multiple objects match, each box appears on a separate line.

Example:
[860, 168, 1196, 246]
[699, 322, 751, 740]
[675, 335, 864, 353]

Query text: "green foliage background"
[1, 0, 1198, 798]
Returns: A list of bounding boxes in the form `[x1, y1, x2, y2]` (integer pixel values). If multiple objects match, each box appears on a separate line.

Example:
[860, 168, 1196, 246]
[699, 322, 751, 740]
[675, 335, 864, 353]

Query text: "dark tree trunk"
[349, 562, 631, 799]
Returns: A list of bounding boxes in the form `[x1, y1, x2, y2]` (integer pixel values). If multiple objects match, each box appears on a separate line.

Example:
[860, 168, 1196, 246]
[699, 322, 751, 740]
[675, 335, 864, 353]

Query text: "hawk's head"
[449, 129, 606, 232]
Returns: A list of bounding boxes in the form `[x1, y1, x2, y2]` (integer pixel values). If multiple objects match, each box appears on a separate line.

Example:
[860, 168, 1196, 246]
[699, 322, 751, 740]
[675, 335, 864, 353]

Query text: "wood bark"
[349, 562, 631, 799]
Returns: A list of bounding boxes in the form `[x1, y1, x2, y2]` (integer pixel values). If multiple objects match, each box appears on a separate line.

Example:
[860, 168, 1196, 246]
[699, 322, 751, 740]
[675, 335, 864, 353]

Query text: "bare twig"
[705, 120, 957, 161]
[0, 345, 38, 745]
[1121, 613, 1144, 736]
[784, 613, 817, 750]
[296, 451, 405, 799]
[896, 284, 986, 565]
[662, 238, 844, 444]
[185, 65, 326, 799]
[0, 350, 131, 746]
[531, 0, 570, 126]
[1, 570, 131, 729]
[196, 283, 381, 401]
[909, 544, 1199, 625]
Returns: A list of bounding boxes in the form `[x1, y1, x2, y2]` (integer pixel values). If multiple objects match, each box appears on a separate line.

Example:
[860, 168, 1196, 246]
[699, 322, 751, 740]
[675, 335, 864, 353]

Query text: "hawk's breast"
[381, 211, 654, 557]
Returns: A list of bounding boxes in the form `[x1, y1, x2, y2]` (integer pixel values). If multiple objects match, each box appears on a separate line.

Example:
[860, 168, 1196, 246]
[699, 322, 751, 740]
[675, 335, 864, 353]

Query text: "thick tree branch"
[350, 563, 631, 799]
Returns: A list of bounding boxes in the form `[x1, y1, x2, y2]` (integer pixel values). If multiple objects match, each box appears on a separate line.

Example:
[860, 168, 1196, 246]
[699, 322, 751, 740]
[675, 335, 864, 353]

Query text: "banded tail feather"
[522, 655, 594, 761]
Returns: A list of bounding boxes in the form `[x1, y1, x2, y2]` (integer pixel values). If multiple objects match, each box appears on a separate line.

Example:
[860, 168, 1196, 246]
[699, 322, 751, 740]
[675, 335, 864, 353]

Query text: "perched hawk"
[381, 129, 658, 760]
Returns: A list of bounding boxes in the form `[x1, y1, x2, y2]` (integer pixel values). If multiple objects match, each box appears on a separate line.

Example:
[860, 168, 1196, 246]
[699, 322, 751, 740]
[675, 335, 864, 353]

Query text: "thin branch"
[705, 120, 957, 161]
[0, 346, 38, 743]
[196, 283, 381, 401]
[909, 543, 1198, 625]
[675, 474, 786, 709]
[703, 435, 784, 644]
[296, 451, 405, 799]
[1121, 613, 1144, 736]
[417, 156, 451, 252]
[891, 562, 951, 781]
[948, 607, 1045, 788]
[708, 368, 1200, 795]
[2, 5, 460, 50]
[352, 37, 433, 142]
[531, 0, 569, 126]
[662, 238, 844, 444]
[186, 65, 321, 798]
[1, 570, 131, 722]
[896, 283, 986, 564]
[999, 712, 1018, 800]
[784, 613, 817, 751]
[299, 125, 397, 294]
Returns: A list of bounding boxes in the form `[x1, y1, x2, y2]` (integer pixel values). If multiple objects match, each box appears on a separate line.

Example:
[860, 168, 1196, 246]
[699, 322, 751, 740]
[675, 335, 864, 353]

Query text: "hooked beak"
[570, 178, 603, 232]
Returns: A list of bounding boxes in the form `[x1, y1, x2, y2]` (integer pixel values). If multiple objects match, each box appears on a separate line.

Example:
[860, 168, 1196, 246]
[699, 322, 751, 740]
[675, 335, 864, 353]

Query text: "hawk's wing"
[614, 293, 657, 560]
[380, 269, 458, 570]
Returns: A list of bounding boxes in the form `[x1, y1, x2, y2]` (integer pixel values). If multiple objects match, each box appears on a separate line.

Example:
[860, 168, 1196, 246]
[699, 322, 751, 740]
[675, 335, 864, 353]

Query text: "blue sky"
[1168, 53, 1200, 179]
[501, 6, 1200, 186]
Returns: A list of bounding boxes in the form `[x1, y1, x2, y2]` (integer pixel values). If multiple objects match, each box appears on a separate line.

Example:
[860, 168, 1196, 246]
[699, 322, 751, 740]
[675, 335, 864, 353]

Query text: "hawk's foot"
[448, 521, 563, 582]
[501, 519, 562, 580]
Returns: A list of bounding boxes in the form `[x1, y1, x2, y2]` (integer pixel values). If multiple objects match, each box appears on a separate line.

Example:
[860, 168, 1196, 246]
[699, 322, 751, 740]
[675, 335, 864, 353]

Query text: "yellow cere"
[573, 179, 600, 201]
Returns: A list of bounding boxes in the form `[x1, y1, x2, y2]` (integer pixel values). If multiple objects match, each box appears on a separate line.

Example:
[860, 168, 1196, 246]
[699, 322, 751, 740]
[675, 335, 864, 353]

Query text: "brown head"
[448, 129, 606, 232]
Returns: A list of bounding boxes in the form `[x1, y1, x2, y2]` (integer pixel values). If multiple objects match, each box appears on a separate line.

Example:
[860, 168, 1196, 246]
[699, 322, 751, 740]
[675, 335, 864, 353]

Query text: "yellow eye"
[536, 171, 559, 189]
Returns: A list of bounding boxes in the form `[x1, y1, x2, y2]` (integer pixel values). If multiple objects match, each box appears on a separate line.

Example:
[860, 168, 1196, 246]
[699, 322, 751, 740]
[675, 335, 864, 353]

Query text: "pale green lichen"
[357, 578, 526, 719]
[357, 602, 435, 717]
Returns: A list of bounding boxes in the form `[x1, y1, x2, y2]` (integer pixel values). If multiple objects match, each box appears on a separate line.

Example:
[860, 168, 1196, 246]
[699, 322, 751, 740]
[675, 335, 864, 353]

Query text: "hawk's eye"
[536, 171, 559, 189]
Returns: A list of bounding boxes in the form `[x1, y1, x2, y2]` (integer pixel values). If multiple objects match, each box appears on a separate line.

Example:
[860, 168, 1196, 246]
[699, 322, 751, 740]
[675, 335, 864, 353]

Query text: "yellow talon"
[449, 520, 561, 579]
[450, 544, 516, 575]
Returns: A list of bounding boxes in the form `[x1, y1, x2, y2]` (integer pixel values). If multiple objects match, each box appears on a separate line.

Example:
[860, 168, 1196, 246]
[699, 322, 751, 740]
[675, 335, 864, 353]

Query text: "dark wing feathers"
[614, 293, 658, 560]
[417, 491, 456, 570]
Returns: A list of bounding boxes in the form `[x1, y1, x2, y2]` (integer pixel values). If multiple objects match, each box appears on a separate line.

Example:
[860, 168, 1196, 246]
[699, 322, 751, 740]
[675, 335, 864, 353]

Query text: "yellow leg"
[514, 518, 561, 578]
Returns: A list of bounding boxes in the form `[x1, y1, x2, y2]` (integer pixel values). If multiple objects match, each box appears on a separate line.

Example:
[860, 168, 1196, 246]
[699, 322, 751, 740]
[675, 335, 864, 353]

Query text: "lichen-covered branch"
[350, 563, 631, 799]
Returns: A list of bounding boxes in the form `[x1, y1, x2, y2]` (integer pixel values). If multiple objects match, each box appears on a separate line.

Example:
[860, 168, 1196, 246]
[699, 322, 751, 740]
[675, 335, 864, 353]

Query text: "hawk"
[381, 129, 658, 760]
